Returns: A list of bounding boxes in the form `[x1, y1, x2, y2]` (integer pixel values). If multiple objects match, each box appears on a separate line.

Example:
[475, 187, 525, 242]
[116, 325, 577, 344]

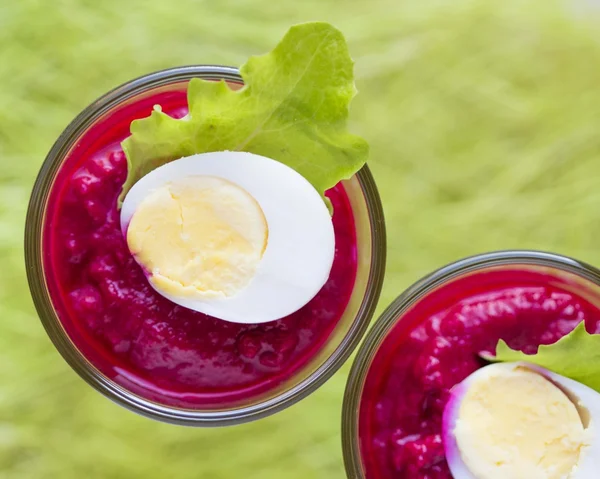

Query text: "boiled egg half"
[443, 362, 600, 479]
[120, 151, 335, 324]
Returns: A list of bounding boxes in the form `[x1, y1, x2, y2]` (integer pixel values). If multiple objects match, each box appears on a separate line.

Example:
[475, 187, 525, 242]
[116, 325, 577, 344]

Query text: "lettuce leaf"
[485, 322, 600, 392]
[118, 22, 368, 208]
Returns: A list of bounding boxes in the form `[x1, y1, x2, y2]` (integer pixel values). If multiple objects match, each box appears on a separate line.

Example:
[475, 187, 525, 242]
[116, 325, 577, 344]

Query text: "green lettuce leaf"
[118, 22, 368, 207]
[486, 322, 600, 392]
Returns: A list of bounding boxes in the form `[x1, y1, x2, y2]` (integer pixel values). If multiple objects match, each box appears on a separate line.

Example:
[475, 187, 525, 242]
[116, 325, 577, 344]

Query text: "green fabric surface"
[3, 0, 600, 477]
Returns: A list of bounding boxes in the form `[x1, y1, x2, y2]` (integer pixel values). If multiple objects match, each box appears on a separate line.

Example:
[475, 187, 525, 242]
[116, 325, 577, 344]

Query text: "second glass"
[343, 250, 600, 478]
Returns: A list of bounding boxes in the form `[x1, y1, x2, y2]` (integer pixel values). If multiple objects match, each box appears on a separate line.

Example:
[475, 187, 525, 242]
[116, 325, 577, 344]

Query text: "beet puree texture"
[359, 270, 600, 479]
[43, 86, 358, 407]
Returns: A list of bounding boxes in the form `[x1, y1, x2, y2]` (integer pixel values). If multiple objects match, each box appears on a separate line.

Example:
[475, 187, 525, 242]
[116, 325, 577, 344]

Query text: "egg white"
[120, 151, 336, 324]
[443, 362, 600, 479]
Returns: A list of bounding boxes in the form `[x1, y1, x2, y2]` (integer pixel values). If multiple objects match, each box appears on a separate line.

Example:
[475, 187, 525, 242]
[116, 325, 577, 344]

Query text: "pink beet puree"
[358, 269, 600, 479]
[43, 86, 357, 408]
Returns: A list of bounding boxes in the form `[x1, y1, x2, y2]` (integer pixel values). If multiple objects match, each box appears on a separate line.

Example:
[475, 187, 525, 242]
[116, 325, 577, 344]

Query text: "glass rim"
[24, 65, 387, 426]
[341, 249, 600, 477]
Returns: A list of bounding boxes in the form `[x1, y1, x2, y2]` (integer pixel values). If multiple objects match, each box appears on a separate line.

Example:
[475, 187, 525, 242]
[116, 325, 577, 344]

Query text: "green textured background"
[3, 0, 600, 477]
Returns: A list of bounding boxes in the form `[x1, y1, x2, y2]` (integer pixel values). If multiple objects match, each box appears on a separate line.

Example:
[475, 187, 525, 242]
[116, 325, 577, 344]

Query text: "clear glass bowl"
[25, 65, 386, 426]
[341, 250, 600, 477]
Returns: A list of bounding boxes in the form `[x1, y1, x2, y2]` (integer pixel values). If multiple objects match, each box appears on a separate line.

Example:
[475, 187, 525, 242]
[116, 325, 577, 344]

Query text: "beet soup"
[47, 88, 359, 404]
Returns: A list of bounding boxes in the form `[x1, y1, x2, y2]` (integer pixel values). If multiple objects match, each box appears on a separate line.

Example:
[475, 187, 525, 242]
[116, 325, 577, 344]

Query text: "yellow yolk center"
[455, 366, 590, 479]
[126, 176, 268, 299]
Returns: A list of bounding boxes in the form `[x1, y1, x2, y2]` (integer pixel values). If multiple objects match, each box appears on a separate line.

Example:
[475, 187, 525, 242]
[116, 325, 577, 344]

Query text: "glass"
[341, 250, 600, 478]
[25, 65, 386, 426]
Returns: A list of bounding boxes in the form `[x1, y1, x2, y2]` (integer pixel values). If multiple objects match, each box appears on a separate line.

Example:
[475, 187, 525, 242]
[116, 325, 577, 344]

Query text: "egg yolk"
[126, 176, 268, 299]
[454, 366, 590, 479]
